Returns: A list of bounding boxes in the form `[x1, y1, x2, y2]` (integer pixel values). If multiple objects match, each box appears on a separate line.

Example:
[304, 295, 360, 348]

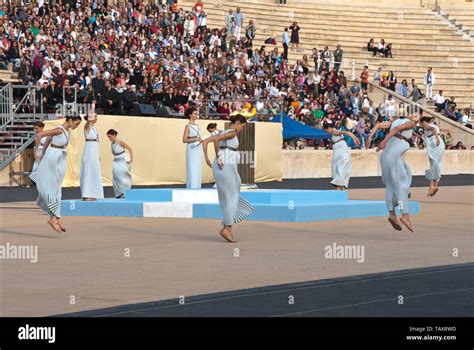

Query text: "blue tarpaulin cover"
[265, 114, 330, 140]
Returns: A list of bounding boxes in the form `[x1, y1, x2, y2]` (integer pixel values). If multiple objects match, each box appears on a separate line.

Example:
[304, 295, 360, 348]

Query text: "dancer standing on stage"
[376, 114, 420, 233]
[420, 116, 446, 197]
[182, 107, 202, 189]
[34, 115, 82, 233]
[80, 114, 104, 201]
[106, 129, 133, 199]
[202, 114, 254, 243]
[323, 121, 360, 190]
[30, 121, 50, 181]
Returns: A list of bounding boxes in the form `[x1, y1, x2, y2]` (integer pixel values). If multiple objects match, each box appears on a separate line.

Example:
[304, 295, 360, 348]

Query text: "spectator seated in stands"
[367, 38, 377, 56]
[458, 108, 471, 126]
[385, 43, 393, 58]
[367, 38, 392, 58]
[433, 90, 447, 112]
[0, 48, 9, 70]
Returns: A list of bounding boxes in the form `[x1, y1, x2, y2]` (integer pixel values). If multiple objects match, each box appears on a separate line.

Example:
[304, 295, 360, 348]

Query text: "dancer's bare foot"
[427, 186, 436, 197]
[400, 216, 414, 233]
[47, 218, 62, 233]
[387, 216, 402, 231]
[219, 227, 235, 243]
[57, 219, 66, 232]
[431, 182, 439, 196]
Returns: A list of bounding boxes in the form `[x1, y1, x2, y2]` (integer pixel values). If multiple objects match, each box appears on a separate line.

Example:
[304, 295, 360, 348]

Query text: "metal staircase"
[0, 83, 44, 172]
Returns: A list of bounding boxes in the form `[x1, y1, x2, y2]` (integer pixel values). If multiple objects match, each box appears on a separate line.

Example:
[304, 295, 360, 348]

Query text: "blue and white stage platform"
[61, 188, 420, 222]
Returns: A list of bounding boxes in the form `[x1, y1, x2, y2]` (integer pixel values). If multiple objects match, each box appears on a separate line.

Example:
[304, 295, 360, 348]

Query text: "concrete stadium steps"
[444, 8, 474, 33]
[0, 69, 20, 83]
[201, 8, 473, 52]
[203, 10, 469, 37]
[198, 6, 474, 56]
[60, 188, 420, 222]
[211, 0, 442, 16]
[202, 1, 467, 29]
[184, 0, 474, 108]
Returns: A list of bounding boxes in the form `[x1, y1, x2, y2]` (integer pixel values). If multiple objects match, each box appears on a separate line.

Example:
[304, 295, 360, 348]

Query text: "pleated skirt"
[80, 141, 104, 199]
[112, 153, 132, 197]
[213, 151, 254, 225]
[330, 141, 351, 188]
[186, 143, 202, 189]
[35, 148, 67, 218]
[425, 137, 445, 181]
[380, 138, 412, 214]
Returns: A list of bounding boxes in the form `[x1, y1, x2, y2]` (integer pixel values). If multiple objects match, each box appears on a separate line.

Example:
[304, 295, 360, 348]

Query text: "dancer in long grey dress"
[323, 122, 360, 190]
[30, 121, 50, 181]
[182, 107, 202, 189]
[420, 116, 446, 197]
[106, 129, 133, 198]
[34, 115, 82, 233]
[376, 114, 419, 232]
[80, 114, 104, 201]
[202, 114, 254, 243]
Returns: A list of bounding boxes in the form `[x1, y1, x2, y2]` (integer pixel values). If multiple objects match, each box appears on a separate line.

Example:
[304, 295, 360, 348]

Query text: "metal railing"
[312, 53, 368, 81]
[0, 83, 13, 130]
[11, 85, 42, 116]
[368, 81, 473, 148]
[59, 85, 80, 117]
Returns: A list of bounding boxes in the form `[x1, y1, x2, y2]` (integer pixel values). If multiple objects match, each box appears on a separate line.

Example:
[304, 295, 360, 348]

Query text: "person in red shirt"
[360, 65, 369, 91]
[170, 0, 178, 13]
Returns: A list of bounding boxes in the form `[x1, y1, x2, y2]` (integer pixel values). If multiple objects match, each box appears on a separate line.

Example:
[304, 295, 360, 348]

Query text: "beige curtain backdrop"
[43, 116, 283, 187]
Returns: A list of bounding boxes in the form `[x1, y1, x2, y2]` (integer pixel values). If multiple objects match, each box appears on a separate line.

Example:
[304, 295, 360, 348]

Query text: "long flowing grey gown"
[330, 132, 351, 188]
[423, 123, 445, 182]
[30, 136, 48, 182]
[212, 129, 254, 225]
[35, 126, 69, 218]
[186, 124, 202, 189]
[111, 141, 132, 198]
[80, 126, 104, 199]
[380, 118, 413, 214]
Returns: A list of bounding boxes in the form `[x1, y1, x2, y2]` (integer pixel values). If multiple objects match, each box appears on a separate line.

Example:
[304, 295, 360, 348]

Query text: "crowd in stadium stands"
[0, 0, 468, 149]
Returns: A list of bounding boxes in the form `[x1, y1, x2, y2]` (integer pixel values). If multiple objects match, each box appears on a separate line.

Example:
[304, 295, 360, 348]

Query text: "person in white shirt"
[374, 67, 382, 82]
[384, 94, 396, 117]
[197, 11, 207, 35]
[184, 15, 195, 37]
[277, 87, 287, 98]
[269, 82, 279, 97]
[209, 32, 220, 49]
[424, 67, 435, 99]
[37, 74, 48, 86]
[461, 110, 470, 125]
[433, 90, 446, 111]
[233, 7, 244, 40]
[282, 28, 289, 59]
[42, 60, 55, 80]
[224, 9, 234, 35]
[362, 95, 370, 110]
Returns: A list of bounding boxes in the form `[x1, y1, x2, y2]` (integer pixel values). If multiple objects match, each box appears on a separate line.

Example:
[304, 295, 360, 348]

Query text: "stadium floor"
[57, 263, 474, 317]
[0, 179, 472, 317]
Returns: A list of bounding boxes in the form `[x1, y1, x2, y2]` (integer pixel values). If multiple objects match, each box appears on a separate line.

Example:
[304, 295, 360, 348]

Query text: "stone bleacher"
[443, 6, 474, 35]
[182, 0, 474, 109]
[0, 65, 20, 84]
